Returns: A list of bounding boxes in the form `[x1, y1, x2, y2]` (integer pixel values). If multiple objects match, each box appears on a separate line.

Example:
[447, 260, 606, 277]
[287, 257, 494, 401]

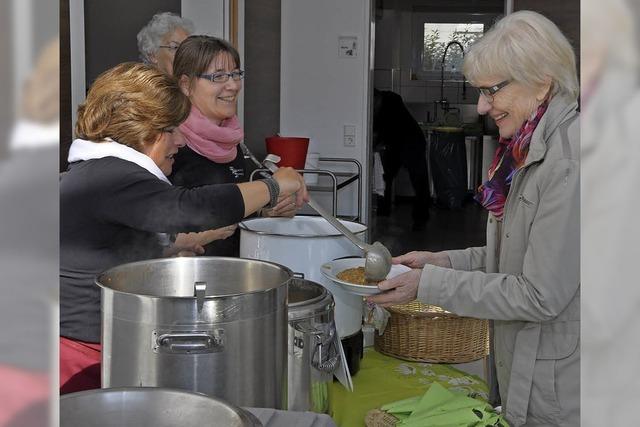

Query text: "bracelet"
[156, 232, 176, 247]
[260, 177, 280, 208]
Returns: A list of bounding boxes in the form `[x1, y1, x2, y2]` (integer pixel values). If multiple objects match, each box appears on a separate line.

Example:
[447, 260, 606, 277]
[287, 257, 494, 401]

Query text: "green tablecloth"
[329, 348, 489, 427]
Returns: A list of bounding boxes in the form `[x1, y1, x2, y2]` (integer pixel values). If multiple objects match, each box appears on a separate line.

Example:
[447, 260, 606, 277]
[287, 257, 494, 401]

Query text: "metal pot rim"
[95, 256, 292, 299]
[61, 387, 262, 426]
[239, 217, 366, 238]
[97, 285, 284, 300]
[288, 279, 335, 321]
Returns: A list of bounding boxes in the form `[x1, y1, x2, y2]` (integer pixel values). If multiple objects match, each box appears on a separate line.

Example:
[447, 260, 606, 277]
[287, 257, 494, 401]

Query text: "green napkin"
[384, 382, 508, 427]
[381, 395, 421, 414]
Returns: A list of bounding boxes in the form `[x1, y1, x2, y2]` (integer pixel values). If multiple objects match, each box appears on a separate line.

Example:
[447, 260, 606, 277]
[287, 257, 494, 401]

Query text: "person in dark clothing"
[170, 35, 297, 256]
[372, 88, 430, 228]
[60, 62, 308, 393]
[170, 143, 248, 256]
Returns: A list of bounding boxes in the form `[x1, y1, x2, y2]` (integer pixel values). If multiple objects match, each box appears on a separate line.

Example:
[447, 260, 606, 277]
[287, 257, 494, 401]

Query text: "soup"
[336, 267, 379, 286]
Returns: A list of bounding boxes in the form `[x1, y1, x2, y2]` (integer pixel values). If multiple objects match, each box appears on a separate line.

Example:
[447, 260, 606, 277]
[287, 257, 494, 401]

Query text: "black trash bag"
[430, 129, 468, 209]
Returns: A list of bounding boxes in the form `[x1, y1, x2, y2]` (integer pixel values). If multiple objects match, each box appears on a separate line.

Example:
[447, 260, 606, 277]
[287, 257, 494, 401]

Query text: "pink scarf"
[179, 106, 244, 163]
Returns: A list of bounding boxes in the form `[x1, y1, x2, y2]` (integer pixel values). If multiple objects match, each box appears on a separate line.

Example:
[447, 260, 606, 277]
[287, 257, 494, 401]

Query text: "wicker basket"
[364, 409, 398, 427]
[374, 301, 489, 363]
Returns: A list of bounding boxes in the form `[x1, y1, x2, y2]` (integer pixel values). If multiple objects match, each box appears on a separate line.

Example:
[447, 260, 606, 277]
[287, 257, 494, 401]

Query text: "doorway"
[368, 0, 503, 255]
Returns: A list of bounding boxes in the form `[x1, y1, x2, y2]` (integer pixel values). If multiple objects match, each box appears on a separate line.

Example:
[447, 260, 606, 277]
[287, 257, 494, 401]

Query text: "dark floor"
[371, 195, 488, 256]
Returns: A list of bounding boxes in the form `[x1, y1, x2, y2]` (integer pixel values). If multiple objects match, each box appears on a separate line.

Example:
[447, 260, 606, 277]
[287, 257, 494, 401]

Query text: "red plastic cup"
[265, 136, 310, 169]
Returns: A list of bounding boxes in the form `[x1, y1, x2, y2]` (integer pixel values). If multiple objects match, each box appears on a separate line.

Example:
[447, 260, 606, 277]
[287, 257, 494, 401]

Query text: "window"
[411, 13, 499, 81]
[422, 23, 484, 72]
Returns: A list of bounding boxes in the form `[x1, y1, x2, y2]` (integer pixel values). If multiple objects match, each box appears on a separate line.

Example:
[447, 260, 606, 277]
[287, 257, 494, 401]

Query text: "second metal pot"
[288, 278, 338, 413]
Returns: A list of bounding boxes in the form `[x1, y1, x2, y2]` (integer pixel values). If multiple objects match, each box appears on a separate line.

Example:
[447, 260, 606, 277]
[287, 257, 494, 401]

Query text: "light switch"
[344, 125, 356, 136]
[338, 36, 358, 57]
[343, 125, 356, 147]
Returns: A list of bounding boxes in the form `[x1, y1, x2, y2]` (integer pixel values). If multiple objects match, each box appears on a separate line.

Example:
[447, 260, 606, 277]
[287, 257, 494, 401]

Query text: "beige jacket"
[417, 95, 580, 426]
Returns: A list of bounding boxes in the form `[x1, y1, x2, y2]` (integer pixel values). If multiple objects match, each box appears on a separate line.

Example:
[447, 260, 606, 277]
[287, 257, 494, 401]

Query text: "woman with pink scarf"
[170, 35, 296, 256]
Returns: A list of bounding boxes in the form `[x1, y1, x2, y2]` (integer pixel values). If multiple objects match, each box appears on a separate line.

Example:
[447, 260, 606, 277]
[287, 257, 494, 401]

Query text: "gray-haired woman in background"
[137, 11, 194, 75]
[369, 11, 579, 427]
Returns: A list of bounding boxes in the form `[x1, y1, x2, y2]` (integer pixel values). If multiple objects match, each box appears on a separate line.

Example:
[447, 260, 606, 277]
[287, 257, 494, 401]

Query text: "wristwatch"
[157, 232, 177, 247]
[260, 177, 280, 208]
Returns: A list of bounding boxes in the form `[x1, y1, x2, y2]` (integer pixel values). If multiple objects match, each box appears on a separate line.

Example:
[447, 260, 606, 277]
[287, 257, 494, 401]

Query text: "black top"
[60, 157, 245, 342]
[373, 89, 426, 153]
[170, 145, 255, 257]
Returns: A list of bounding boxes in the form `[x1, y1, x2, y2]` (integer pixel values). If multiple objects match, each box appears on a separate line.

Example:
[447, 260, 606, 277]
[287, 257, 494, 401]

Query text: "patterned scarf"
[475, 101, 548, 219]
[179, 106, 244, 163]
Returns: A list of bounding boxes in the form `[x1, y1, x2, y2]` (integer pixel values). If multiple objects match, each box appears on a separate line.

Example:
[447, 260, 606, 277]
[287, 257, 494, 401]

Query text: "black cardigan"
[170, 145, 254, 257]
[60, 156, 245, 342]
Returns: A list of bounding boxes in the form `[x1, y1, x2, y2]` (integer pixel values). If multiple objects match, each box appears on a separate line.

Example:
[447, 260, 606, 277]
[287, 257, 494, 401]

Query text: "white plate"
[320, 258, 411, 296]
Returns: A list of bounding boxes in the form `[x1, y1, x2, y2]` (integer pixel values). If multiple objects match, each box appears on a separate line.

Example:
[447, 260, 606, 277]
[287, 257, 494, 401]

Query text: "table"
[329, 348, 489, 427]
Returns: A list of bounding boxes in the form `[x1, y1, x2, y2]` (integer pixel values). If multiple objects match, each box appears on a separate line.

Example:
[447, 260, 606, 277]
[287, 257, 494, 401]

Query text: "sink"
[419, 122, 481, 135]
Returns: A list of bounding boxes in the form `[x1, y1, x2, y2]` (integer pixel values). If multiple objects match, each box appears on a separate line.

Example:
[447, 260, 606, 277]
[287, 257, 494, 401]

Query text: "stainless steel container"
[97, 257, 290, 409]
[60, 387, 262, 427]
[288, 279, 338, 413]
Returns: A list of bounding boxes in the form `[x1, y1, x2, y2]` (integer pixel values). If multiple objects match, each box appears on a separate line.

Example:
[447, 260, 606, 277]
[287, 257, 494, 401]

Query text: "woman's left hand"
[366, 269, 422, 307]
[262, 194, 297, 218]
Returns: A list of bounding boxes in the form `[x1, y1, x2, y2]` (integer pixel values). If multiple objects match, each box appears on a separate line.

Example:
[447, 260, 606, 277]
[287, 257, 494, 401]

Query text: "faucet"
[436, 41, 467, 119]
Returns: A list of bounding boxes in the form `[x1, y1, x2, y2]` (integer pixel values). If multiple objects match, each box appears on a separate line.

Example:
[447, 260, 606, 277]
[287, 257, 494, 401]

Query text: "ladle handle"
[305, 198, 368, 252]
[263, 159, 368, 252]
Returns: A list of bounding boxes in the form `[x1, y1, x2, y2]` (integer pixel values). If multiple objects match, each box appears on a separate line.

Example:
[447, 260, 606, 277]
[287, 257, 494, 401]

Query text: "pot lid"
[239, 216, 366, 238]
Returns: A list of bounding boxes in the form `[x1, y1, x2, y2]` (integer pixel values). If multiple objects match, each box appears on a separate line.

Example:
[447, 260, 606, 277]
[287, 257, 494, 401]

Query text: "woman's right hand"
[272, 167, 309, 207]
[392, 250, 452, 269]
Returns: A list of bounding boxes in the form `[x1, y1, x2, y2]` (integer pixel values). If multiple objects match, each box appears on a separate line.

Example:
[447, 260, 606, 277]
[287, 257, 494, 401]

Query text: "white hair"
[463, 10, 579, 101]
[136, 12, 195, 64]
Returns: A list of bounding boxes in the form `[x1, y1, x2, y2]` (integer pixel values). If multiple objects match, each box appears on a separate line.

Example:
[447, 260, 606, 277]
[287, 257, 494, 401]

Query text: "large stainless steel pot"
[97, 257, 290, 409]
[239, 216, 366, 338]
[60, 387, 262, 427]
[288, 279, 338, 413]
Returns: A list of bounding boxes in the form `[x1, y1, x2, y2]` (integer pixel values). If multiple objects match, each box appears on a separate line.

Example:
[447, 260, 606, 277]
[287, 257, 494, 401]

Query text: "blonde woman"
[369, 11, 579, 426]
[60, 62, 307, 393]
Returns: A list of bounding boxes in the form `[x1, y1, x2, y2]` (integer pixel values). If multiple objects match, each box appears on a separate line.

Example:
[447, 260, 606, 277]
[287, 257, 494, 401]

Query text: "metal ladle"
[262, 154, 392, 282]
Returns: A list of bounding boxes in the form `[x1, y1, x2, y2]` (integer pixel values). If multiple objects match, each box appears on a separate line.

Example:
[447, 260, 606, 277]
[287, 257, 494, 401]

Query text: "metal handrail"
[248, 157, 362, 221]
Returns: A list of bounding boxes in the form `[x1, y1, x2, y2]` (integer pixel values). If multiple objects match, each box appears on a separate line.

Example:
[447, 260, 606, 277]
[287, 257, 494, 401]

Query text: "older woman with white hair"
[368, 11, 579, 427]
[137, 11, 194, 75]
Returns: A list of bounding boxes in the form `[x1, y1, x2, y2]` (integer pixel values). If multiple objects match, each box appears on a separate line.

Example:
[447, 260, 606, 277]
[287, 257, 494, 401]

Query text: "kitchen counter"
[419, 122, 483, 136]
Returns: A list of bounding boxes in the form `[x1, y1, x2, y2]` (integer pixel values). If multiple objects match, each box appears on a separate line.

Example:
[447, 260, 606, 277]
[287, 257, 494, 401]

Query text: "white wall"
[280, 0, 372, 222]
[181, 0, 227, 39]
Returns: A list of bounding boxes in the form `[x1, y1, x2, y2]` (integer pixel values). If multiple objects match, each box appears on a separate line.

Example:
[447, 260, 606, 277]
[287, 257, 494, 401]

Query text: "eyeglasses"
[477, 80, 511, 103]
[199, 70, 245, 83]
[159, 44, 180, 52]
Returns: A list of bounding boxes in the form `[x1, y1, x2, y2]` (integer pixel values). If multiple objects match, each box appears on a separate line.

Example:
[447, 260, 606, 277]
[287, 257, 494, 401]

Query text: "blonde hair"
[75, 62, 190, 152]
[463, 11, 579, 100]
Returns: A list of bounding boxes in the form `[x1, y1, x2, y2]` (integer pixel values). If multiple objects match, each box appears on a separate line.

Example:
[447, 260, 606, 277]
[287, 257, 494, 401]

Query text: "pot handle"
[311, 322, 340, 374]
[194, 281, 206, 312]
[153, 330, 224, 354]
